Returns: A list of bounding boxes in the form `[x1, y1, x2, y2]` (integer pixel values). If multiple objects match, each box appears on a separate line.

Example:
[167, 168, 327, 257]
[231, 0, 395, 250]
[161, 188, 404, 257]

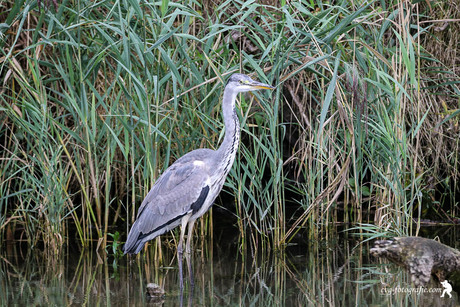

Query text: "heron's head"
[226, 73, 275, 93]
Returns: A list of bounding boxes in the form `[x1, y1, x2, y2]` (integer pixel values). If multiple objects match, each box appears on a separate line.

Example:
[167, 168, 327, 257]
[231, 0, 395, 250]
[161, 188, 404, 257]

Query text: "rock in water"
[146, 282, 165, 305]
[370, 236, 460, 287]
[146, 283, 165, 297]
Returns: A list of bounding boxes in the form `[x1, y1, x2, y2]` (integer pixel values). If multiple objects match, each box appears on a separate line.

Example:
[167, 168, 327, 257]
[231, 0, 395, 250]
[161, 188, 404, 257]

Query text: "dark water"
[1, 226, 459, 306]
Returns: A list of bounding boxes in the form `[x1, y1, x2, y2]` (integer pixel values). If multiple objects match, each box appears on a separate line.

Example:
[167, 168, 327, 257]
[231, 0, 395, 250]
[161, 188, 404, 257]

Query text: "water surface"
[1, 226, 459, 306]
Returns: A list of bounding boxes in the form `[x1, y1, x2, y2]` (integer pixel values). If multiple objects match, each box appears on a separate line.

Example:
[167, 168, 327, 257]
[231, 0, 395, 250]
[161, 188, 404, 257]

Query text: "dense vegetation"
[1, 0, 459, 254]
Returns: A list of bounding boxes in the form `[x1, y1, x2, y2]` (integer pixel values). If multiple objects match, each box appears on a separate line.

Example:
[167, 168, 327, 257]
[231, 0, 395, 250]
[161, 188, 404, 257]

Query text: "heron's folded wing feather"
[134, 156, 210, 236]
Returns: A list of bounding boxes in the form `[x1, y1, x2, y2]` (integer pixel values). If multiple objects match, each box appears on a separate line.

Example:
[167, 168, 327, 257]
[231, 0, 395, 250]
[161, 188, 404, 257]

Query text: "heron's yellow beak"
[250, 80, 275, 90]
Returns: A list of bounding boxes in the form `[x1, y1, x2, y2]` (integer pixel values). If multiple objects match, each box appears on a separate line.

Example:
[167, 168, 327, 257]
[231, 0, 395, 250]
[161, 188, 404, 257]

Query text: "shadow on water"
[1, 225, 459, 306]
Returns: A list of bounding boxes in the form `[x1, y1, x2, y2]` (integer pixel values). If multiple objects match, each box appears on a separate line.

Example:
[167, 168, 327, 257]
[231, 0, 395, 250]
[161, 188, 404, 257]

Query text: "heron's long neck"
[216, 88, 240, 174]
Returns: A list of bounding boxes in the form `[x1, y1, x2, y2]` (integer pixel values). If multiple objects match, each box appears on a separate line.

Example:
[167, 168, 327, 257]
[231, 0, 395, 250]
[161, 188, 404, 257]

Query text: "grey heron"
[123, 73, 274, 287]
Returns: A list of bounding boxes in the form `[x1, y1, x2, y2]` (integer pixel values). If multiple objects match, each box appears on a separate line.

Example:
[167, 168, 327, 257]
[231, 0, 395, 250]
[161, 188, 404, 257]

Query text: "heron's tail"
[123, 222, 146, 254]
[123, 239, 145, 254]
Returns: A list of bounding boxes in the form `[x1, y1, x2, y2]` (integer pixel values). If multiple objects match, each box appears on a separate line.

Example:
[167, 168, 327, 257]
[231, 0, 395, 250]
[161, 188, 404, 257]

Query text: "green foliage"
[106, 231, 123, 256]
[0, 0, 458, 253]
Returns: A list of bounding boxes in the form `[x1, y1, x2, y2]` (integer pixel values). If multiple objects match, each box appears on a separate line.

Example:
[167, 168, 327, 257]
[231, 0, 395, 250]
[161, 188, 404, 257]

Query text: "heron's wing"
[134, 152, 212, 237]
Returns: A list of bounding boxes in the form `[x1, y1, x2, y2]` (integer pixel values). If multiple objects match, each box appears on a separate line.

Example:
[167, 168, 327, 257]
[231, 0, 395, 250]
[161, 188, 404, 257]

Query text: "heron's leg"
[185, 219, 196, 288]
[178, 215, 190, 290]
[185, 219, 196, 254]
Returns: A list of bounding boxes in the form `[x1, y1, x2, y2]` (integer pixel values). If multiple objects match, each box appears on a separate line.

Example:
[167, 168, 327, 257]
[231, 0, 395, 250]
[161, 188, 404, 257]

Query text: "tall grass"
[0, 0, 459, 253]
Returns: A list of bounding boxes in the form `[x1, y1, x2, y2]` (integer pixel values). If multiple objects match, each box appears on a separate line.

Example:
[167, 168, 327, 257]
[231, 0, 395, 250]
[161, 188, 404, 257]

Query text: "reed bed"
[0, 0, 459, 253]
